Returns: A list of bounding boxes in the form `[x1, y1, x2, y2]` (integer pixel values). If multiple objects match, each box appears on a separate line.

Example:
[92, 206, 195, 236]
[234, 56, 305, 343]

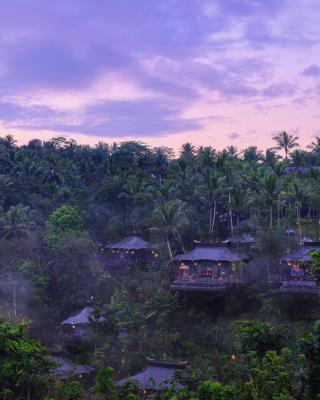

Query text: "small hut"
[223, 233, 255, 251]
[105, 235, 160, 265]
[117, 358, 186, 393]
[301, 237, 320, 247]
[49, 355, 95, 382]
[274, 247, 320, 293]
[60, 306, 105, 346]
[171, 245, 248, 292]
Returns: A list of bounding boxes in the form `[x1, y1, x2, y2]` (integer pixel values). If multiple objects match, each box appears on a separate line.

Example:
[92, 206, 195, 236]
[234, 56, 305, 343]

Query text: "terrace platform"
[279, 280, 320, 295]
[170, 279, 236, 293]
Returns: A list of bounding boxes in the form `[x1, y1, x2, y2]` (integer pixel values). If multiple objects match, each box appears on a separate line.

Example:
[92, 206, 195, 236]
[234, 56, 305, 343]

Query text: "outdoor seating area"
[170, 245, 247, 293]
[268, 246, 320, 294]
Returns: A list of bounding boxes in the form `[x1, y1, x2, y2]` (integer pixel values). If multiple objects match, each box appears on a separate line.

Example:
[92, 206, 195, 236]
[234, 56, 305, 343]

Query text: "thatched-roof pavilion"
[60, 307, 105, 346]
[173, 245, 247, 263]
[105, 235, 160, 265]
[280, 246, 320, 263]
[171, 245, 248, 293]
[223, 233, 255, 245]
[49, 355, 95, 381]
[269, 247, 320, 294]
[61, 306, 93, 326]
[300, 237, 320, 247]
[117, 358, 186, 392]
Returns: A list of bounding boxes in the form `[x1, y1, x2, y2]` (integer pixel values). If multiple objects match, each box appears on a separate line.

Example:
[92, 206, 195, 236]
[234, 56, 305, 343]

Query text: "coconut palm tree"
[227, 145, 238, 157]
[0, 204, 34, 239]
[264, 173, 278, 228]
[308, 137, 320, 154]
[180, 142, 196, 162]
[151, 201, 186, 259]
[289, 181, 312, 240]
[0, 134, 17, 150]
[272, 131, 299, 159]
[262, 148, 280, 169]
[199, 172, 225, 239]
[242, 146, 263, 163]
[290, 149, 306, 174]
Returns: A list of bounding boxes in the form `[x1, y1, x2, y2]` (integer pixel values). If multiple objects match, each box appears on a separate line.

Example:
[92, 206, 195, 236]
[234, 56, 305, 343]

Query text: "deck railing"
[170, 278, 240, 292]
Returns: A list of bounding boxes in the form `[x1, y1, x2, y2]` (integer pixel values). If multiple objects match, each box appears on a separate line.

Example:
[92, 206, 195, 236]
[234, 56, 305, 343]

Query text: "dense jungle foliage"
[2, 131, 320, 399]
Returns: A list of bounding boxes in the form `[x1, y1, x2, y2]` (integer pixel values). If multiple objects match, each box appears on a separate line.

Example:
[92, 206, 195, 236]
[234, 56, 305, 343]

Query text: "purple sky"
[1, 0, 320, 151]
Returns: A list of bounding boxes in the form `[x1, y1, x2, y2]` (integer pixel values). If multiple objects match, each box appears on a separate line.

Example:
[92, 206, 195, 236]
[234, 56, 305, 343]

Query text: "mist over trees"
[2, 133, 320, 398]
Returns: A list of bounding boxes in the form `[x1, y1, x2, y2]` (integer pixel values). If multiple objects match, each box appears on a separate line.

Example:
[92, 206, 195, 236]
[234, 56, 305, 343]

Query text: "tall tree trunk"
[297, 204, 302, 242]
[210, 199, 217, 238]
[269, 203, 273, 228]
[209, 206, 212, 237]
[173, 229, 185, 253]
[228, 193, 233, 234]
[166, 236, 173, 260]
[12, 274, 17, 319]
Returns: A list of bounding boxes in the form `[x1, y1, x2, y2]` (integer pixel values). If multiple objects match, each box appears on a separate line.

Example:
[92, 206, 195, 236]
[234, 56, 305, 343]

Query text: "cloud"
[0, 0, 319, 146]
[227, 132, 239, 139]
[302, 64, 320, 76]
[1, 99, 203, 138]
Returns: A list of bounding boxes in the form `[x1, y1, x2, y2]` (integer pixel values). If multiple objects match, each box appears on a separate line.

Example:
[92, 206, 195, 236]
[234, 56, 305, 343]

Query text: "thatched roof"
[301, 237, 320, 246]
[117, 359, 186, 390]
[173, 246, 246, 262]
[62, 307, 92, 326]
[61, 306, 105, 326]
[49, 356, 95, 380]
[106, 235, 157, 250]
[280, 246, 320, 262]
[223, 234, 255, 244]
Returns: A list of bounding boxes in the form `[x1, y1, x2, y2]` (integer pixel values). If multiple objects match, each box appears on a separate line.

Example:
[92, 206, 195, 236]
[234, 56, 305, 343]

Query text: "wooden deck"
[279, 281, 320, 295]
[170, 279, 242, 293]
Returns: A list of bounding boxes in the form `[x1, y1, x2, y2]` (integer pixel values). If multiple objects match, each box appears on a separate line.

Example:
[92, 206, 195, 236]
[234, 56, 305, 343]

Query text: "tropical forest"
[2, 132, 320, 399]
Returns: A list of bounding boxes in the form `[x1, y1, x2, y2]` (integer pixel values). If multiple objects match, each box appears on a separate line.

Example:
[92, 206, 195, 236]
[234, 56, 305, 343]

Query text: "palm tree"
[264, 173, 278, 228]
[180, 142, 196, 162]
[152, 201, 186, 259]
[0, 134, 17, 150]
[290, 149, 306, 171]
[227, 145, 238, 157]
[242, 146, 262, 162]
[230, 188, 246, 226]
[290, 181, 311, 240]
[262, 148, 280, 169]
[308, 137, 320, 154]
[199, 172, 225, 239]
[0, 204, 34, 239]
[272, 131, 299, 159]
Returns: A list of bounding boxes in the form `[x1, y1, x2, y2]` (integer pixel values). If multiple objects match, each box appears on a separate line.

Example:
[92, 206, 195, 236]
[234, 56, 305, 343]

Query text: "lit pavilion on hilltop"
[60, 306, 106, 347]
[170, 244, 248, 293]
[269, 246, 320, 294]
[104, 235, 160, 265]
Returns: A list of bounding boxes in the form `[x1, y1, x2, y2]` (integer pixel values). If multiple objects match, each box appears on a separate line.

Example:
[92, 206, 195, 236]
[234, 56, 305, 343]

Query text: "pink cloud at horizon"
[0, 0, 319, 151]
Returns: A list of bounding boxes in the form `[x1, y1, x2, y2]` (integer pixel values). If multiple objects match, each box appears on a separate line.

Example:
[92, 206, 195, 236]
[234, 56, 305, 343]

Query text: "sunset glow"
[1, 0, 320, 151]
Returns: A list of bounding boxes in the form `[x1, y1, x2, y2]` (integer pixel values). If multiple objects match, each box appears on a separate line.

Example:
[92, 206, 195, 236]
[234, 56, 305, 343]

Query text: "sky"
[0, 0, 320, 152]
